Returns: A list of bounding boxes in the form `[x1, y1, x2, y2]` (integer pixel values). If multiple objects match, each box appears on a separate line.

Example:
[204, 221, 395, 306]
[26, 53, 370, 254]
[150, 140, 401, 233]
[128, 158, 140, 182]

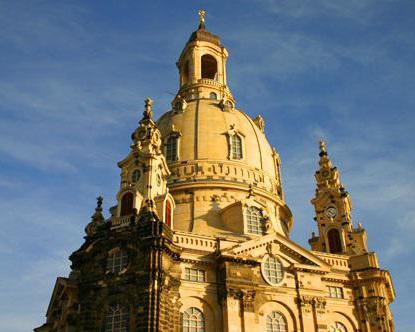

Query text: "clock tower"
[309, 140, 368, 255]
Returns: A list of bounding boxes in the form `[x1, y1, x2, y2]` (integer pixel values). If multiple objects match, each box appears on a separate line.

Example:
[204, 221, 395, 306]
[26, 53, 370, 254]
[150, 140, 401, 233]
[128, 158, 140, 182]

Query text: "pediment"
[220, 233, 331, 272]
[46, 277, 78, 317]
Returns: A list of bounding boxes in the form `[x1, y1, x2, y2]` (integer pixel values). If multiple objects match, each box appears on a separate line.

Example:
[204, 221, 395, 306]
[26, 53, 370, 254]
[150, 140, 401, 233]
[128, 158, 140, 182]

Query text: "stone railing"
[314, 252, 350, 271]
[198, 78, 222, 88]
[173, 233, 217, 252]
[111, 214, 134, 228]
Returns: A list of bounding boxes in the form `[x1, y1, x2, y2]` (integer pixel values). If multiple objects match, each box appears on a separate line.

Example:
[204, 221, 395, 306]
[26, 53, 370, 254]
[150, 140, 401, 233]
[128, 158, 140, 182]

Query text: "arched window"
[209, 92, 217, 100]
[120, 193, 134, 216]
[231, 134, 243, 159]
[266, 311, 287, 332]
[245, 207, 262, 235]
[328, 229, 343, 253]
[131, 169, 141, 183]
[107, 250, 129, 274]
[225, 100, 233, 109]
[105, 304, 129, 332]
[262, 255, 284, 285]
[329, 322, 347, 332]
[165, 200, 172, 227]
[166, 136, 178, 162]
[183, 307, 205, 332]
[201, 54, 217, 80]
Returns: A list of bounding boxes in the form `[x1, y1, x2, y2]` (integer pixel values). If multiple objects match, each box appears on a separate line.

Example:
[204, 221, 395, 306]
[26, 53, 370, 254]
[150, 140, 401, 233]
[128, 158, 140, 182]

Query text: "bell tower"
[175, 10, 234, 106]
[309, 140, 369, 255]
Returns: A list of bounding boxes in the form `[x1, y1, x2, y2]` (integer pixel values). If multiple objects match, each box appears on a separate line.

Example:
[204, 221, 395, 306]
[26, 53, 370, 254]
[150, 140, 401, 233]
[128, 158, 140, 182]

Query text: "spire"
[198, 9, 206, 30]
[319, 139, 327, 155]
[309, 140, 369, 255]
[85, 196, 106, 237]
[131, 98, 162, 154]
[315, 139, 343, 191]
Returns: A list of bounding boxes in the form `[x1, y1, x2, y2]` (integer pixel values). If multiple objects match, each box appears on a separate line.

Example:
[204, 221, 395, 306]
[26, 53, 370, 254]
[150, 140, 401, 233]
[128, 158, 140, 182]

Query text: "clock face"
[325, 206, 337, 218]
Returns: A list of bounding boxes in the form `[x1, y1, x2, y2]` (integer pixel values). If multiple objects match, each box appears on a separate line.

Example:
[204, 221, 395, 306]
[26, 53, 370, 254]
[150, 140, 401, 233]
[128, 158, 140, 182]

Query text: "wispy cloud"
[0, 1, 414, 331]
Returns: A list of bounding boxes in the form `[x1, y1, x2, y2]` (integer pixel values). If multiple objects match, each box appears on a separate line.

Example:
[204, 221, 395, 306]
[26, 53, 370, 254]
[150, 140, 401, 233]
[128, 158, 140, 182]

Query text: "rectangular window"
[231, 134, 242, 159]
[246, 207, 263, 235]
[184, 267, 205, 282]
[327, 286, 343, 298]
[166, 136, 178, 162]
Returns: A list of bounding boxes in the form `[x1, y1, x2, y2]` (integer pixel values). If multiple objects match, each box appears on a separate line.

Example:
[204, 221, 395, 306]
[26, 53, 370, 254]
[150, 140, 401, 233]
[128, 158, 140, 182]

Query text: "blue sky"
[0, 0, 414, 331]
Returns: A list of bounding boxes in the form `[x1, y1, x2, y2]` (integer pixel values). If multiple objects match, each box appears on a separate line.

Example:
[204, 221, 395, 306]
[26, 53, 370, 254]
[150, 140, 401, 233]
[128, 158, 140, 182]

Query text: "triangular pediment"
[46, 277, 78, 318]
[220, 233, 331, 272]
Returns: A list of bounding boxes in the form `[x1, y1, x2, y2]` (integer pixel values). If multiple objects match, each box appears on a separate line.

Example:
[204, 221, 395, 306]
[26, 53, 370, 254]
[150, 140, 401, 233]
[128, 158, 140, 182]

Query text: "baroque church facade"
[35, 11, 395, 332]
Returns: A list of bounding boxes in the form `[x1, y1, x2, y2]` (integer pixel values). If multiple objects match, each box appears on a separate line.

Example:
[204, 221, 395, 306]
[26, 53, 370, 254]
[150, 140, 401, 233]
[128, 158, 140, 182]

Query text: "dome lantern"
[176, 10, 233, 103]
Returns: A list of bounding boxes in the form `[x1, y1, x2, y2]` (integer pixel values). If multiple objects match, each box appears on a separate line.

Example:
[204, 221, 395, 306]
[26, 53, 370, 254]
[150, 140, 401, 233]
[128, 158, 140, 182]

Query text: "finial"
[96, 196, 103, 209]
[143, 97, 153, 119]
[319, 139, 328, 156]
[198, 9, 206, 29]
[86, 195, 105, 236]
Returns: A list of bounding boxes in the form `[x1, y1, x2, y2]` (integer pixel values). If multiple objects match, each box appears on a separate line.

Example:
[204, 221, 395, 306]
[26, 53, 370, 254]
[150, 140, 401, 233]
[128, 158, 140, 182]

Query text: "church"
[35, 11, 395, 332]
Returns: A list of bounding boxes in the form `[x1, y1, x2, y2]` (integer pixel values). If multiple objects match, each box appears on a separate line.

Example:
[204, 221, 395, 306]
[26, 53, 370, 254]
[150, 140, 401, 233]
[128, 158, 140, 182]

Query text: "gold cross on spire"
[198, 9, 206, 29]
[319, 139, 327, 154]
[198, 9, 206, 23]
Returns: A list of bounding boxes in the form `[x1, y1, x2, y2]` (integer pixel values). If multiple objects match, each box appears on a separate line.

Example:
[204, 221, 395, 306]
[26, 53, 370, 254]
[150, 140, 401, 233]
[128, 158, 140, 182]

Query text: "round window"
[262, 255, 284, 285]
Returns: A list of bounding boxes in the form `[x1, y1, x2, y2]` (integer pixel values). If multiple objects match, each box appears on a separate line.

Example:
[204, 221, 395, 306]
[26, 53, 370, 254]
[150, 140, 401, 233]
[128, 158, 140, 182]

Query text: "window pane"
[246, 207, 263, 235]
[266, 311, 287, 332]
[263, 256, 283, 284]
[166, 136, 178, 162]
[231, 135, 242, 159]
[107, 250, 128, 274]
[183, 307, 205, 332]
[105, 304, 129, 332]
[184, 268, 205, 283]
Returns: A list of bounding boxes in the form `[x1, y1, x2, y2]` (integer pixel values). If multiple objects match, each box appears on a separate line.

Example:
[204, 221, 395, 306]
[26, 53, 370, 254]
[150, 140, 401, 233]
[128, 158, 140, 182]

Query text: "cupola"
[175, 10, 233, 103]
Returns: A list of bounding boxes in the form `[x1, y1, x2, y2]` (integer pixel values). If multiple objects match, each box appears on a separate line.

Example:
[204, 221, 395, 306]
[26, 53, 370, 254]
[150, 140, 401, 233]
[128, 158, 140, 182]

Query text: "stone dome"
[157, 100, 280, 187]
[154, 22, 293, 238]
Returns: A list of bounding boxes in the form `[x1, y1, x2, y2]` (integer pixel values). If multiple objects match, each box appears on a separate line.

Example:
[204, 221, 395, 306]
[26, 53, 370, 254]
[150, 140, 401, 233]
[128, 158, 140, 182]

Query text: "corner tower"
[309, 140, 368, 255]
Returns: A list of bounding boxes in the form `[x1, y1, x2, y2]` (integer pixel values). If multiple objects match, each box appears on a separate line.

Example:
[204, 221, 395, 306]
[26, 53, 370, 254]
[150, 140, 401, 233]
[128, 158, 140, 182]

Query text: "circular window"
[131, 169, 141, 182]
[262, 255, 284, 285]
